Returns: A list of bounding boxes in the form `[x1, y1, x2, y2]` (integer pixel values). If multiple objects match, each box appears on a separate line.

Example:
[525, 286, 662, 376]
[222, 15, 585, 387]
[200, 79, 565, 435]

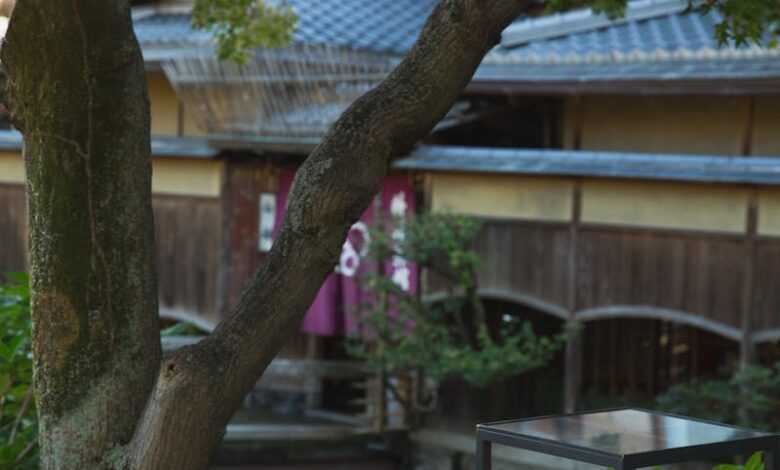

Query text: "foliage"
[0, 273, 36, 469]
[713, 452, 765, 470]
[347, 213, 568, 397]
[607, 452, 764, 470]
[656, 362, 780, 431]
[160, 322, 206, 337]
[546, 0, 779, 47]
[546, 0, 628, 18]
[0, 279, 205, 469]
[192, 0, 297, 63]
[701, 0, 780, 47]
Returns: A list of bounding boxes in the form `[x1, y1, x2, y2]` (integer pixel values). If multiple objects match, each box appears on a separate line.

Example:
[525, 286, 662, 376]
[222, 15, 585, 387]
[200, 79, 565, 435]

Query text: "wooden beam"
[465, 79, 780, 97]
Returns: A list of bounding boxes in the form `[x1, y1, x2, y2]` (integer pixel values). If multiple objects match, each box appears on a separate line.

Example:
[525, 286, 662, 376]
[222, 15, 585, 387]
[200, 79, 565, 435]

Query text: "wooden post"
[740, 96, 757, 369]
[740, 192, 758, 368]
[304, 334, 322, 410]
[215, 161, 233, 318]
[177, 100, 185, 137]
[564, 180, 583, 413]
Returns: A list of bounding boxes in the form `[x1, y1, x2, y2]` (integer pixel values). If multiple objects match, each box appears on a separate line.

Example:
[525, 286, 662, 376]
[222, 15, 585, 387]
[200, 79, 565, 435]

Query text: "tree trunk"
[2, 0, 529, 468]
[1, 1, 159, 467]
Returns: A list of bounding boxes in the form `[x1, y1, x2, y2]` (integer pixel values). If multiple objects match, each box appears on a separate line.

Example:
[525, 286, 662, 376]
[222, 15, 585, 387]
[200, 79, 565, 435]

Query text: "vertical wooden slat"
[564, 180, 583, 412]
[153, 195, 222, 323]
[0, 184, 28, 275]
[628, 319, 638, 396]
[648, 320, 657, 395]
[609, 319, 619, 395]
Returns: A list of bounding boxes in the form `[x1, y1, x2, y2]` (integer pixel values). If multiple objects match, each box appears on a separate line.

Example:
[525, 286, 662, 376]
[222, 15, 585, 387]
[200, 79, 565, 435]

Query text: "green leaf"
[745, 452, 764, 470]
[0, 373, 10, 393]
[713, 464, 742, 470]
[191, 0, 298, 64]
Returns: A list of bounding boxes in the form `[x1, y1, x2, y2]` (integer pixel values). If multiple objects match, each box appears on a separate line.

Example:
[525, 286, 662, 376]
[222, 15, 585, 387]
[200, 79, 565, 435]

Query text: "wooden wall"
[753, 240, 780, 332]
[472, 221, 570, 314]
[154, 195, 222, 326]
[428, 172, 780, 345]
[467, 220, 751, 333]
[575, 229, 745, 330]
[220, 160, 279, 311]
[218, 159, 317, 359]
[0, 171, 224, 327]
[0, 184, 27, 275]
[579, 318, 739, 401]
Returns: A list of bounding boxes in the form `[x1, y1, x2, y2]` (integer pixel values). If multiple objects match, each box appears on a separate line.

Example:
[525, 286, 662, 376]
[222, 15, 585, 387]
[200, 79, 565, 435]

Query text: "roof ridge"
[502, 0, 701, 48]
[483, 43, 779, 65]
[131, 3, 192, 21]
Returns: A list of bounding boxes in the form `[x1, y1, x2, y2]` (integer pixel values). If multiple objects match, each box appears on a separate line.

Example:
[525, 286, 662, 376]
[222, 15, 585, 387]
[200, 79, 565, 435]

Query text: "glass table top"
[479, 408, 772, 457]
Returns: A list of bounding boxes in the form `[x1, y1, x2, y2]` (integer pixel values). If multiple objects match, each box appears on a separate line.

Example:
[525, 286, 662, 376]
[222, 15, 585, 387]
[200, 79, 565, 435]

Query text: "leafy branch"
[192, 0, 297, 63]
[346, 213, 569, 421]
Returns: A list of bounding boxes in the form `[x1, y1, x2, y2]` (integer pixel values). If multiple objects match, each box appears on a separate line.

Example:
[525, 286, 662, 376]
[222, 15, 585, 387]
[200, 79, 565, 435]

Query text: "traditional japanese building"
[1, 0, 780, 468]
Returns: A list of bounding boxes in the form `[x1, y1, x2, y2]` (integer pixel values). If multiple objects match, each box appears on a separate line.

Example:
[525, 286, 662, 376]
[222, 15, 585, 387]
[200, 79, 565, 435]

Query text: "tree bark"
[1, 1, 159, 468]
[2, 0, 529, 468]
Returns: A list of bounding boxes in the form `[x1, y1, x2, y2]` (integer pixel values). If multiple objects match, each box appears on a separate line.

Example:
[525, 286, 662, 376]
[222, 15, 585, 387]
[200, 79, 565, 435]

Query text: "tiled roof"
[488, 8, 772, 63]
[396, 145, 780, 186]
[133, 12, 211, 49]
[501, 0, 697, 48]
[0, 130, 218, 159]
[134, 0, 438, 56]
[134, 0, 780, 83]
[476, 2, 780, 83]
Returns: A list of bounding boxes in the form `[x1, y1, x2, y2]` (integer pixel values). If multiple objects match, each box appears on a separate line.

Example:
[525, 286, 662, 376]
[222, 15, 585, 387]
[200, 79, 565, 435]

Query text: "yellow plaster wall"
[754, 97, 780, 156]
[147, 71, 205, 137]
[0, 151, 220, 198]
[565, 96, 747, 155]
[148, 71, 180, 136]
[152, 159, 223, 198]
[0, 152, 24, 184]
[582, 179, 748, 233]
[430, 174, 573, 222]
[758, 188, 780, 237]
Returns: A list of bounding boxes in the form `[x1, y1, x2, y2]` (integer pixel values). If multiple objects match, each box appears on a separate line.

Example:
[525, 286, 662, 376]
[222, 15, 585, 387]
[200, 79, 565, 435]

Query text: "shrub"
[657, 363, 780, 431]
[347, 213, 568, 417]
[0, 273, 37, 468]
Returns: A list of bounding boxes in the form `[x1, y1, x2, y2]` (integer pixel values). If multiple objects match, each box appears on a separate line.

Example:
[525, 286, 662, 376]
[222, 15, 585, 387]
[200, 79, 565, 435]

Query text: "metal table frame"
[476, 407, 780, 470]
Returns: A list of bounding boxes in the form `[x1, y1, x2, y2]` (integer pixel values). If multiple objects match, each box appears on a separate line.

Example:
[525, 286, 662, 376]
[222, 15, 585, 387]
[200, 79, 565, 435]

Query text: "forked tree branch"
[130, 1, 531, 468]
